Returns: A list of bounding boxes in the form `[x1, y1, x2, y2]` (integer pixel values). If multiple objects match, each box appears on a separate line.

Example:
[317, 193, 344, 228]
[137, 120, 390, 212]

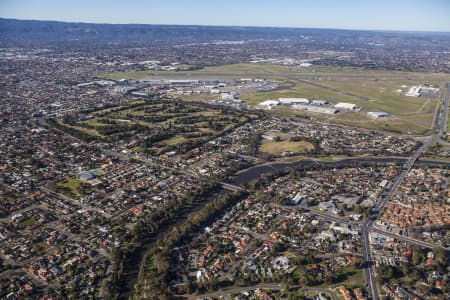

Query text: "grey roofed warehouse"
[367, 111, 391, 119]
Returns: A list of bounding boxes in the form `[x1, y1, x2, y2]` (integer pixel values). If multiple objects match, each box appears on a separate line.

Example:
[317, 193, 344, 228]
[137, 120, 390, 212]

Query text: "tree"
[378, 265, 394, 282]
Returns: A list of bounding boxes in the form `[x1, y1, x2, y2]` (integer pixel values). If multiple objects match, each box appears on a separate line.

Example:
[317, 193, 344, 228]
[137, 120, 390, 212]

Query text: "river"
[231, 157, 450, 185]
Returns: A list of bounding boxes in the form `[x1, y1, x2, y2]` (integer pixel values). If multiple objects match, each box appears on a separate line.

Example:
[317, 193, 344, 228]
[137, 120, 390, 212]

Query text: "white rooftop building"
[367, 111, 391, 119]
[292, 104, 339, 115]
[311, 99, 328, 106]
[278, 98, 309, 105]
[291, 193, 308, 205]
[406, 85, 439, 97]
[406, 86, 421, 97]
[95, 80, 116, 87]
[221, 94, 235, 101]
[258, 100, 280, 109]
[334, 102, 360, 111]
[421, 86, 440, 93]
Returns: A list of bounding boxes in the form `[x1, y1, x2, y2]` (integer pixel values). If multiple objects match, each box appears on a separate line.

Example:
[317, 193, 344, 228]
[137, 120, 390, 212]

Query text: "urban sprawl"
[0, 21, 449, 300]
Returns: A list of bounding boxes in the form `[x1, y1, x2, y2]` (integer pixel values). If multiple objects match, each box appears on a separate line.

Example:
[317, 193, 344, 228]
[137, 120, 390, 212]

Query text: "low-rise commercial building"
[334, 102, 360, 111]
[278, 98, 309, 105]
[292, 104, 339, 114]
[367, 111, 391, 119]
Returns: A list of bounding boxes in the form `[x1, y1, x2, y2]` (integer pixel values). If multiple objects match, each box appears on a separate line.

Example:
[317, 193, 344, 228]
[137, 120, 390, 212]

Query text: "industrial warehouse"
[257, 98, 365, 115]
[292, 103, 339, 114]
[367, 111, 391, 119]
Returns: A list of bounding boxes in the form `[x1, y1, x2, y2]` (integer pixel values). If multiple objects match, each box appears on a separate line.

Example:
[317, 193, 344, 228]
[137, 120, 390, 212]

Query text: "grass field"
[57, 120, 104, 137]
[260, 140, 315, 154]
[99, 63, 450, 135]
[259, 131, 315, 154]
[448, 111, 450, 132]
[56, 177, 82, 198]
[18, 216, 39, 228]
[292, 262, 364, 289]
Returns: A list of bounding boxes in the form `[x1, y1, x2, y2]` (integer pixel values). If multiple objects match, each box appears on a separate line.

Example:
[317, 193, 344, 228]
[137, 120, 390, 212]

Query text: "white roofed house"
[271, 256, 290, 271]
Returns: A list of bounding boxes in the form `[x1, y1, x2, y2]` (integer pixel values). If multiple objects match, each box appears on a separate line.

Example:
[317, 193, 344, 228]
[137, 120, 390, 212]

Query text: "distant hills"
[2, 17, 448, 49]
[0, 18, 318, 45]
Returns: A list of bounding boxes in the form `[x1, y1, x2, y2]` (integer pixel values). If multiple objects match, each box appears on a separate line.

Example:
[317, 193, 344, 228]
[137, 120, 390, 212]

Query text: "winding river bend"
[231, 157, 450, 185]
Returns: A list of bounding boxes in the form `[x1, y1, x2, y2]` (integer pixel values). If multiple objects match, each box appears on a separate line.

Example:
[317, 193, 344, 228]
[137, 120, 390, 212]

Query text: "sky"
[0, 0, 449, 32]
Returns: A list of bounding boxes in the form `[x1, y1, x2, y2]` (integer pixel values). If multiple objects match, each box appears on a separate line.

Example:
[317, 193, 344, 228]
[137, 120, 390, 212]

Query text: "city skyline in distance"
[1, 0, 450, 33]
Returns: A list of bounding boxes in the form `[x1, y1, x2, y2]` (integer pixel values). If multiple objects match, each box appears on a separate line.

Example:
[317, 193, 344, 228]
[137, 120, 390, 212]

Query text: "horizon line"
[2, 17, 450, 35]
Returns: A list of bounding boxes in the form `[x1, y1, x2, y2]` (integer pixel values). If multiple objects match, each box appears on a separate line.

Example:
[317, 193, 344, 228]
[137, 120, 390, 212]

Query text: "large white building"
[258, 100, 280, 109]
[421, 86, 440, 94]
[367, 111, 391, 119]
[278, 98, 309, 105]
[221, 94, 235, 101]
[406, 86, 421, 97]
[405, 85, 440, 97]
[311, 99, 328, 106]
[334, 102, 360, 111]
[292, 104, 339, 115]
